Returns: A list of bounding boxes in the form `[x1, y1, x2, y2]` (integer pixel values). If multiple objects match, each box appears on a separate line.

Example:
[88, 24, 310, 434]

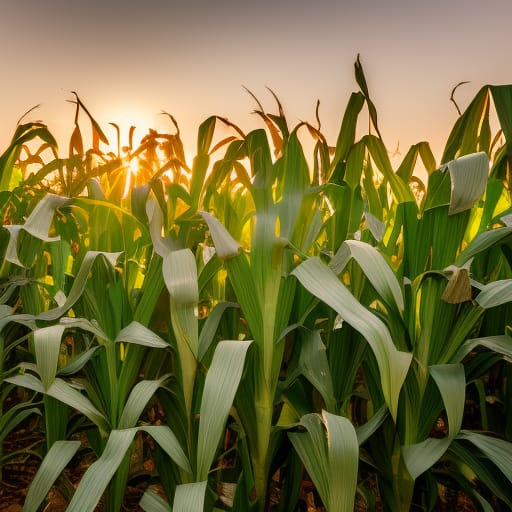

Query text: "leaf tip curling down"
[200, 211, 241, 260]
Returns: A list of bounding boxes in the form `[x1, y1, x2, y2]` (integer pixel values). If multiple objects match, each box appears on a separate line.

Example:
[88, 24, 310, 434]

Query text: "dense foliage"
[1, 59, 512, 511]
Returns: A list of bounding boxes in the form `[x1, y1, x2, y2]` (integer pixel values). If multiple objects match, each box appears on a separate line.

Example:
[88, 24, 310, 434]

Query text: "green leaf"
[114, 321, 168, 348]
[146, 199, 178, 257]
[355, 405, 388, 445]
[23, 441, 81, 512]
[5, 373, 45, 394]
[198, 302, 239, 361]
[402, 438, 452, 480]
[451, 334, 512, 363]
[163, 249, 199, 305]
[140, 489, 172, 512]
[445, 152, 489, 215]
[4, 193, 68, 267]
[140, 425, 191, 473]
[34, 324, 66, 390]
[298, 330, 336, 413]
[0, 405, 41, 444]
[118, 375, 170, 429]
[402, 364, 465, 480]
[47, 378, 109, 434]
[429, 364, 465, 437]
[476, 279, 512, 309]
[292, 257, 412, 420]
[67, 429, 138, 512]
[196, 339, 252, 480]
[457, 431, 512, 485]
[330, 240, 404, 314]
[200, 211, 241, 259]
[455, 226, 512, 266]
[331, 92, 365, 171]
[38, 251, 122, 322]
[289, 411, 359, 511]
[173, 481, 208, 512]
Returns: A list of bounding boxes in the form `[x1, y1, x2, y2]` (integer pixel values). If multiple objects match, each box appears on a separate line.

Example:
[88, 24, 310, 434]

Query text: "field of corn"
[1, 59, 511, 511]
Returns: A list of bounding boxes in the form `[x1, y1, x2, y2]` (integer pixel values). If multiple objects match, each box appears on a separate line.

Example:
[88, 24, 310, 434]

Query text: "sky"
[1, 0, 512, 164]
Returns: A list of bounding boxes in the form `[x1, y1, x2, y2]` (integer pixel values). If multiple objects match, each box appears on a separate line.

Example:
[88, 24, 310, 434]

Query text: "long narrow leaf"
[67, 429, 138, 512]
[173, 481, 208, 512]
[292, 257, 412, 420]
[196, 339, 252, 480]
[23, 441, 81, 512]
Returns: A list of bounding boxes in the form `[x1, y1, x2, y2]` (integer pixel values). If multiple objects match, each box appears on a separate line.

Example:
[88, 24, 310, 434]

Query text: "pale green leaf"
[455, 226, 512, 266]
[47, 378, 109, 434]
[145, 199, 177, 257]
[289, 412, 359, 512]
[289, 414, 329, 503]
[458, 430, 512, 484]
[23, 440, 81, 512]
[0, 406, 41, 444]
[33, 325, 66, 390]
[115, 321, 168, 348]
[0, 304, 12, 318]
[451, 335, 512, 363]
[4, 194, 68, 267]
[323, 411, 359, 512]
[402, 438, 452, 480]
[330, 240, 404, 313]
[364, 211, 385, 241]
[118, 375, 170, 429]
[58, 317, 109, 341]
[38, 251, 122, 322]
[200, 211, 241, 259]
[196, 339, 252, 480]
[445, 152, 489, 215]
[173, 481, 207, 512]
[163, 249, 198, 305]
[140, 425, 191, 473]
[292, 257, 412, 420]
[67, 429, 138, 512]
[5, 373, 45, 394]
[476, 279, 512, 309]
[140, 489, 172, 512]
[57, 347, 101, 376]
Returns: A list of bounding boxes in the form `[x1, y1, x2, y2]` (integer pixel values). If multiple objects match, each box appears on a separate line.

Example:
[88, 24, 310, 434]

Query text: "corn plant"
[1, 58, 512, 512]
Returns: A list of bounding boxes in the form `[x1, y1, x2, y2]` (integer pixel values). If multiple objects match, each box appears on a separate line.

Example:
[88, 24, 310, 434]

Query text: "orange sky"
[1, 0, 512, 165]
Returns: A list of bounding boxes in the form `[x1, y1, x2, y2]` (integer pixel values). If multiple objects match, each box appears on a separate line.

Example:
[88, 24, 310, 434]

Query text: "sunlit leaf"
[445, 152, 489, 215]
[200, 211, 241, 259]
